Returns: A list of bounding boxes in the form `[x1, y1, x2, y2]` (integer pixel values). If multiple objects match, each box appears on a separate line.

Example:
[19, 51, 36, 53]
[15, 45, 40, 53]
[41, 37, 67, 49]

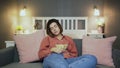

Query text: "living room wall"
[104, 0, 120, 49]
[0, 0, 18, 48]
[0, 0, 104, 48]
[30, 0, 104, 16]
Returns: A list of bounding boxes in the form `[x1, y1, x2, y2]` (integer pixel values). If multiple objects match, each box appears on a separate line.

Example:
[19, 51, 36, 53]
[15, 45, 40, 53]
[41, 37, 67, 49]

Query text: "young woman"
[38, 19, 97, 68]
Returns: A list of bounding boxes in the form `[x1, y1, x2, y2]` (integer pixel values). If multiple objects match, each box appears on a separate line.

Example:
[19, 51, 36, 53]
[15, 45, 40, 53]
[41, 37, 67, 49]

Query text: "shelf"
[87, 33, 104, 39]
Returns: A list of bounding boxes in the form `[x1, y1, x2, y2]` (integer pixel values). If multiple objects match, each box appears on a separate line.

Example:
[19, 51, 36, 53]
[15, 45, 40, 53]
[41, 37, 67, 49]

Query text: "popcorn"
[56, 44, 68, 51]
[51, 44, 68, 53]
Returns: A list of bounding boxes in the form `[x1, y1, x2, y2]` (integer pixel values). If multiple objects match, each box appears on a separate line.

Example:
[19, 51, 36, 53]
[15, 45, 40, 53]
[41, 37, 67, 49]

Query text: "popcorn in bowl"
[51, 44, 68, 53]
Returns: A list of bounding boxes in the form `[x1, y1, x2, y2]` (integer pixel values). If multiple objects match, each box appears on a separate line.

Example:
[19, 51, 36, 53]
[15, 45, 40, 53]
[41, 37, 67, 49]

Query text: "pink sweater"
[38, 35, 78, 60]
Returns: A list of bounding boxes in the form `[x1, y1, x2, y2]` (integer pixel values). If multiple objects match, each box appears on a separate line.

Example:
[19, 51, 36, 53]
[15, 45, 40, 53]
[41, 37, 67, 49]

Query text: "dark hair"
[46, 19, 63, 37]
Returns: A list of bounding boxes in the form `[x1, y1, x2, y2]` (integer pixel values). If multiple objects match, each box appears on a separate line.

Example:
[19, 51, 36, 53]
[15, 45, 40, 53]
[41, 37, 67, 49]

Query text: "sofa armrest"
[112, 49, 120, 68]
[0, 47, 14, 67]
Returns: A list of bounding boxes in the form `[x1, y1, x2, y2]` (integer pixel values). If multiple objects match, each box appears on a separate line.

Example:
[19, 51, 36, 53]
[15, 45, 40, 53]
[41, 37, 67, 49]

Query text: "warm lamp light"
[96, 17, 105, 26]
[96, 17, 105, 33]
[93, 6, 100, 16]
[20, 6, 26, 16]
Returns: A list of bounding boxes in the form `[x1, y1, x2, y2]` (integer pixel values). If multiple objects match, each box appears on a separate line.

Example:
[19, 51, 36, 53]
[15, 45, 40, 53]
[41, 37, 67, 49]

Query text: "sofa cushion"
[13, 30, 45, 63]
[82, 36, 117, 67]
[1, 63, 43, 68]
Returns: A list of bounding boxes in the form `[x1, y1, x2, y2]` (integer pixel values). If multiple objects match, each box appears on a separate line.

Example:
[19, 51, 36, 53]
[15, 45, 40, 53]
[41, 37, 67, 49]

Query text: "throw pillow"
[14, 30, 45, 63]
[82, 36, 117, 67]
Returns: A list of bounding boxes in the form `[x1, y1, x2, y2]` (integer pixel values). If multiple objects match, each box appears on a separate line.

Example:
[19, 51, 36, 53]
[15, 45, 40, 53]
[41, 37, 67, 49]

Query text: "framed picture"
[34, 20, 43, 30]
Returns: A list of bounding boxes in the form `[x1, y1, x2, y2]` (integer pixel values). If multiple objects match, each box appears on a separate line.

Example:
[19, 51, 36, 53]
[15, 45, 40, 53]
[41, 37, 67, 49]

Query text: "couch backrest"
[13, 39, 82, 62]
[73, 39, 82, 56]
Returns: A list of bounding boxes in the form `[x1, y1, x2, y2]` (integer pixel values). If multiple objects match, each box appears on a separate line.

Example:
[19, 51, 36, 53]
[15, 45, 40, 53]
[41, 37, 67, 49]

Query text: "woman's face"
[49, 22, 60, 36]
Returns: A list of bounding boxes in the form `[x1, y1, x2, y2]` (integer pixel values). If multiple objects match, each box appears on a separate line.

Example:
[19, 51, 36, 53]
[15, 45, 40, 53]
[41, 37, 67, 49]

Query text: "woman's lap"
[68, 54, 97, 68]
[43, 53, 69, 68]
[43, 53, 97, 68]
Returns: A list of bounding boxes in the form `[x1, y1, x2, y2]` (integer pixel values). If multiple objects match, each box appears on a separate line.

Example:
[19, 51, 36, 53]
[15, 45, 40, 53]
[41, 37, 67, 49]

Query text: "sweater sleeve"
[63, 37, 78, 58]
[38, 37, 51, 60]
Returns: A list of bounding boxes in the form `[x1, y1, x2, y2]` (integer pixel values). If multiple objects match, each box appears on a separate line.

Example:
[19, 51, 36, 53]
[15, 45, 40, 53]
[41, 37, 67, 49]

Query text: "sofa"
[0, 39, 120, 68]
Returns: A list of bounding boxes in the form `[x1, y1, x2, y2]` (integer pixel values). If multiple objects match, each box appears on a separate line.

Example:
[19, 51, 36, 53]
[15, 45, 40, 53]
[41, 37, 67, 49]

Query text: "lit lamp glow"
[96, 17, 105, 33]
[94, 6, 100, 16]
[96, 18, 105, 26]
[20, 6, 26, 16]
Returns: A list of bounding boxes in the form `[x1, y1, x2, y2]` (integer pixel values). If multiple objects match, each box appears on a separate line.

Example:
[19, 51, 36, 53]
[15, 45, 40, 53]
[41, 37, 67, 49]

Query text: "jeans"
[43, 53, 97, 68]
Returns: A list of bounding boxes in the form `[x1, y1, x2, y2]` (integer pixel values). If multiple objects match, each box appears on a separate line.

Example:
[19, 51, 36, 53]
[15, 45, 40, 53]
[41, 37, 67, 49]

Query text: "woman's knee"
[85, 54, 97, 60]
[69, 55, 97, 68]
[83, 54, 97, 64]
